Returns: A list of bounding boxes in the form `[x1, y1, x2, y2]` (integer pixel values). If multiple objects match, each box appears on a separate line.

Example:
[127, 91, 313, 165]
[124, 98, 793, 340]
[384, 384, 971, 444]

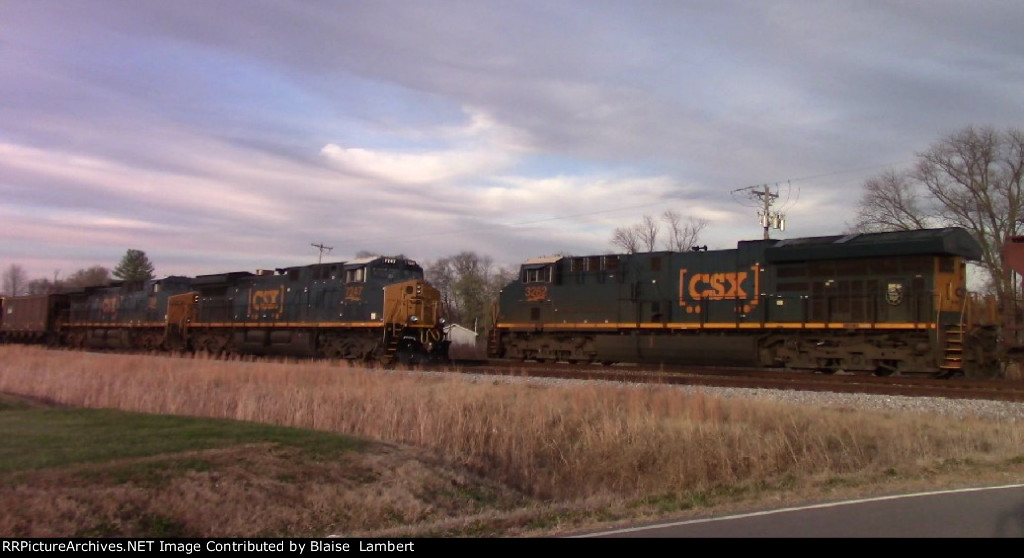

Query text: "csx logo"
[101, 296, 119, 316]
[678, 266, 760, 314]
[249, 287, 285, 318]
[681, 270, 749, 300]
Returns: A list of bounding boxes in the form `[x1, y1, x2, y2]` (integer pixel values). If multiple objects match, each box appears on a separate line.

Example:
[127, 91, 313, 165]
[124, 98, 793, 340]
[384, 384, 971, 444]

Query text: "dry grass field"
[1, 344, 1023, 538]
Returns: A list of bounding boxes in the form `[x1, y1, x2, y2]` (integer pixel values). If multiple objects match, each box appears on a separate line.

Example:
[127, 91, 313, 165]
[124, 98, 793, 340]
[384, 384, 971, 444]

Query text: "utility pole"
[311, 242, 333, 264]
[749, 184, 785, 240]
[731, 182, 793, 240]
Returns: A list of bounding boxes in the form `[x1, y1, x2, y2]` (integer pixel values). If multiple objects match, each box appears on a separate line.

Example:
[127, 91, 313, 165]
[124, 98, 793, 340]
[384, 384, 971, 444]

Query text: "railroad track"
[446, 359, 1024, 403]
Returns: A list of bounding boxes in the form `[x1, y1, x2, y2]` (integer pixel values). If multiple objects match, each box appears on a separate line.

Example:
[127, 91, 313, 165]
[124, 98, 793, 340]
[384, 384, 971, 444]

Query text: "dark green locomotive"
[489, 227, 1000, 377]
[63, 276, 194, 350]
[182, 256, 448, 363]
[4, 255, 449, 365]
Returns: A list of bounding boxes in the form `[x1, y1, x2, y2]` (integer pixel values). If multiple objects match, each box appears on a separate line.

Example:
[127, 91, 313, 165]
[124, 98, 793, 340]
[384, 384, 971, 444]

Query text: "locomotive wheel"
[318, 338, 347, 359]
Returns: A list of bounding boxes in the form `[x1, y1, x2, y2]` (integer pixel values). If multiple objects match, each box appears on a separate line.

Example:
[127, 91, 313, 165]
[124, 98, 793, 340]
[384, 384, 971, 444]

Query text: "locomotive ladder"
[939, 323, 965, 374]
[382, 324, 401, 364]
[486, 302, 501, 357]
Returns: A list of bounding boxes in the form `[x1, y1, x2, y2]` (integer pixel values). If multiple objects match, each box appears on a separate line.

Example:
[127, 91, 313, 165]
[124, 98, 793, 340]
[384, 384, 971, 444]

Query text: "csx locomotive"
[487, 227, 1003, 377]
[0, 256, 449, 365]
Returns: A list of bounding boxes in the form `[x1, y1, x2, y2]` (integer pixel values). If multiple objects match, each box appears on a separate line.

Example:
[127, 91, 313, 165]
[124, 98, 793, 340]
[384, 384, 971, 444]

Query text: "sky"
[4, 1, 1024, 282]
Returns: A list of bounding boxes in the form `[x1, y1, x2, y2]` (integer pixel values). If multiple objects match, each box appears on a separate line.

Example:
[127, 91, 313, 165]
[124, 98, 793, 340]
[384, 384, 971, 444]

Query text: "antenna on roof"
[311, 242, 333, 264]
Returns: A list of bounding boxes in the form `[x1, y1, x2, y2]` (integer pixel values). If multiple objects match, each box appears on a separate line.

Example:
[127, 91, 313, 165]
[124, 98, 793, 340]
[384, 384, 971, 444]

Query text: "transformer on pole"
[732, 183, 788, 240]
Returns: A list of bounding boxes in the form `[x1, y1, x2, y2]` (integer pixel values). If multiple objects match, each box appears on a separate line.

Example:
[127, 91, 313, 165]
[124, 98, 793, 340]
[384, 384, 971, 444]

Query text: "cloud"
[3, 1, 1024, 282]
[320, 106, 523, 184]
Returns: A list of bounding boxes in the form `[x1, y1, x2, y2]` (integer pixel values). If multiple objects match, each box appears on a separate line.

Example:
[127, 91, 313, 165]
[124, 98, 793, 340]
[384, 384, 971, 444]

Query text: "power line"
[324, 161, 911, 250]
[733, 184, 786, 240]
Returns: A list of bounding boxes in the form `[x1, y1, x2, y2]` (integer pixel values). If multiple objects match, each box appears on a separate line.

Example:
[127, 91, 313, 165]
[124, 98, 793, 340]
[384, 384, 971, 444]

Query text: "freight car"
[0, 293, 66, 345]
[1, 255, 450, 365]
[487, 227, 1002, 377]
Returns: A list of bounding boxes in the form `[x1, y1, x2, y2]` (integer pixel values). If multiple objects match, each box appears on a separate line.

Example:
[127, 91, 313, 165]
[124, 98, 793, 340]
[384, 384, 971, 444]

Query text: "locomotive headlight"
[409, 315, 419, 323]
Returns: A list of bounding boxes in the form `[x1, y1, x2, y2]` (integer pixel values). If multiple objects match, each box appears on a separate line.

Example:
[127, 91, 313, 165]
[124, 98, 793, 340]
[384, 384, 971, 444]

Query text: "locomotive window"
[939, 257, 955, 273]
[523, 266, 552, 283]
[288, 269, 300, 281]
[603, 256, 619, 271]
[345, 268, 366, 283]
[650, 257, 661, 271]
[570, 258, 584, 272]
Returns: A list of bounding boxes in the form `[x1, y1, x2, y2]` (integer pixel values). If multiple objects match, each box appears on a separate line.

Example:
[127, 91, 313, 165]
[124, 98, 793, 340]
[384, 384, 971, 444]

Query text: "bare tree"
[917, 126, 1024, 311]
[2, 264, 28, 296]
[64, 266, 111, 289]
[27, 272, 65, 294]
[611, 226, 641, 253]
[662, 210, 709, 251]
[852, 125, 1024, 317]
[613, 211, 708, 253]
[637, 214, 659, 252]
[425, 252, 516, 332]
[611, 214, 659, 253]
[851, 169, 936, 233]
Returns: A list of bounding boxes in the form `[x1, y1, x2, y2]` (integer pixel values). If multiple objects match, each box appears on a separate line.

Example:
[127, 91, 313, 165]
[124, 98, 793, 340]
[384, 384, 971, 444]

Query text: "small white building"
[445, 323, 478, 347]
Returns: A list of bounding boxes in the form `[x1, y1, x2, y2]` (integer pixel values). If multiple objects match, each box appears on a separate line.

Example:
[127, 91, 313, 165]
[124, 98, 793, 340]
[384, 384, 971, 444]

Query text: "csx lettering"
[345, 286, 363, 301]
[101, 296, 119, 315]
[251, 288, 282, 311]
[682, 271, 749, 300]
[525, 286, 548, 302]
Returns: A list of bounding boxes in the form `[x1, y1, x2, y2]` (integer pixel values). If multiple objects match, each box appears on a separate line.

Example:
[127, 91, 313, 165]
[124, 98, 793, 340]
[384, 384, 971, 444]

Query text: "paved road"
[567, 484, 1024, 538]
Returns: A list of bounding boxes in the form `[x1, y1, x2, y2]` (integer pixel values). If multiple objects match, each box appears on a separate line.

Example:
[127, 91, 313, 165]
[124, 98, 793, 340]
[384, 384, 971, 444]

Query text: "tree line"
[2, 249, 155, 297]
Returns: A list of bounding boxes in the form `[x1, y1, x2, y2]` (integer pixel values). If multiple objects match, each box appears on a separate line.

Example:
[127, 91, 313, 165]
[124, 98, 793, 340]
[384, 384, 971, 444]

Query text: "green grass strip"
[0, 404, 367, 473]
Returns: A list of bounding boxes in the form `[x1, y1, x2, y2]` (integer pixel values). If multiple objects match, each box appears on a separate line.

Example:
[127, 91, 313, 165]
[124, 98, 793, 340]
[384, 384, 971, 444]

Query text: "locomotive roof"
[522, 256, 563, 267]
[763, 227, 982, 262]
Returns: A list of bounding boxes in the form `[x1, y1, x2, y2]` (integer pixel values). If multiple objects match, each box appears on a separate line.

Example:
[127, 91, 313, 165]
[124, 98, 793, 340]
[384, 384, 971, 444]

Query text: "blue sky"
[3, 1, 1024, 280]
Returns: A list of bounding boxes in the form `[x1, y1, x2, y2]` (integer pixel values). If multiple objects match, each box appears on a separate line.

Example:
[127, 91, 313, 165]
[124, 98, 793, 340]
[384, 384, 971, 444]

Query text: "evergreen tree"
[113, 249, 155, 281]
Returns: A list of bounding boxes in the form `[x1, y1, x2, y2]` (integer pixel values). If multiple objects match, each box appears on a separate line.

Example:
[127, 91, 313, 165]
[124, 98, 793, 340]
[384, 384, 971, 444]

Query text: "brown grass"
[2, 345, 1024, 537]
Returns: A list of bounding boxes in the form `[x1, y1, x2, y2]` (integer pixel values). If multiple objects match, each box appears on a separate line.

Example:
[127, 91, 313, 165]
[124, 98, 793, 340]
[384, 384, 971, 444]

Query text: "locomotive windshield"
[521, 256, 560, 283]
